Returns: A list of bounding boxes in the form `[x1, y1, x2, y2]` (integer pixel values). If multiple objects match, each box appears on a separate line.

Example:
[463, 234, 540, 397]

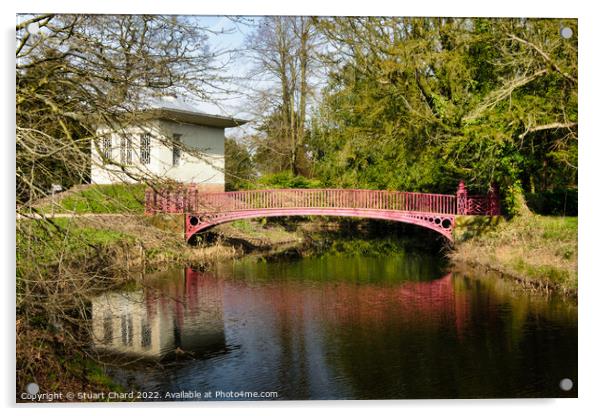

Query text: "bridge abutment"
[453, 215, 505, 242]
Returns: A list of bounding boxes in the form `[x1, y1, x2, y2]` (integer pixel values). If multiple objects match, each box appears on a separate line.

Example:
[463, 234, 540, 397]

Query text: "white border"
[5, 1, 601, 415]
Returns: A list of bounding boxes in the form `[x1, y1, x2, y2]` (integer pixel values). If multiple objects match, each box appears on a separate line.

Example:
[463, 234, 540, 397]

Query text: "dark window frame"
[172, 133, 182, 166]
[120, 136, 133, 165]
[140, 133, 151, 165]
[101, 136, 112, 163]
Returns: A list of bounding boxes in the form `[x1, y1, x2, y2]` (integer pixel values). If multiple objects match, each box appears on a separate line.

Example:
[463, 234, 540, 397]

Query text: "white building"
[91, 273, 226, 359]
[91, 101, 247, 192]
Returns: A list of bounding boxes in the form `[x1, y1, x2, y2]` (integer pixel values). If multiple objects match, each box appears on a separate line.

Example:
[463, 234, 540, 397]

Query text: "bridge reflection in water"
[91, 266, 468, 360]
[91, 269, 226, 360]
[93, 257, 577, 399]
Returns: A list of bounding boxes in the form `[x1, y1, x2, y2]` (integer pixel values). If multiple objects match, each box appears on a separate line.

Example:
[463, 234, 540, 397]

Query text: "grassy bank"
[35, 184, 146, 214]
[16, 214, 222, 400]
[16, 209, 304, 399]
[450, 214, 577, 296]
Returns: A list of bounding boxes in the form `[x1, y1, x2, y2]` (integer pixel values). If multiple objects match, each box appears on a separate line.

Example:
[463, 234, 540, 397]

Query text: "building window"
[140, 133, 151, 165]
[172, 134, 182, 166]
[101, 136, 112, 163]
[121, 313, 133, 346]
[120, 136, 133, 165]
[102, 313, 113, 345]
[141, 319, 152, 349]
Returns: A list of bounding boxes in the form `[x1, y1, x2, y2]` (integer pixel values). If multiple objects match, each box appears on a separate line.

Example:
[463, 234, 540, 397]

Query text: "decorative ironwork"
[466, 195, 488, 215]
[456, 181, 468, 215]
[146, 188, 457, 215]
[487, 184, 501, 216]
[184, 209, 456, 242]
[457, 181, 501, 216]
[146, 182, 500, 243]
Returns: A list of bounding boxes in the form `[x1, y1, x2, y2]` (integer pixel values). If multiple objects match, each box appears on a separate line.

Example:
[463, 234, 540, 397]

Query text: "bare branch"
[507, 33, 577, 84]
[519, 121, 578, 139]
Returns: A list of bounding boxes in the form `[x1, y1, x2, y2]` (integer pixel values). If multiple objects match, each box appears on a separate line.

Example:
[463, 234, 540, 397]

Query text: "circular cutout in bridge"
[441, 218, 452, 229]
[189, 216, 199, 226]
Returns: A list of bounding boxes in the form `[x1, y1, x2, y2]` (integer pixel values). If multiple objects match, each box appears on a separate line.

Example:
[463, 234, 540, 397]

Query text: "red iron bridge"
[145, 181, 500, 243]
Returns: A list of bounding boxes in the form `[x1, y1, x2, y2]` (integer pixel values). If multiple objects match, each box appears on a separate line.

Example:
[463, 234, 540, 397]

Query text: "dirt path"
[16, 212, 137, 220]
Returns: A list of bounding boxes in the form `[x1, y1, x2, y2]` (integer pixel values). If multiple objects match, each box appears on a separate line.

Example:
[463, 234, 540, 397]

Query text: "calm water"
[91, 251, 578, 400]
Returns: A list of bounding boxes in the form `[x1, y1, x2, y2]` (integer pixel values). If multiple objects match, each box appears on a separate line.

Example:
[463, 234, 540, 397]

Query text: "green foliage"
[230, 220, 256, 234]
[324, 238, 414, 257]
[225, 138, 256, 191]
[52, 184, 146, 214]
[84, 362, 126, 395]
[257, 171, 322, 189]
[503, 180, 529, 217]
[309, 17, 578, 203]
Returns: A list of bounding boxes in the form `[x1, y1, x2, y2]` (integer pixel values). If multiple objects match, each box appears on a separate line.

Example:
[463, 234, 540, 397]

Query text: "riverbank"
[450, 214, 577, 297]
[16, 212, 303, 401]
[16, 199, 578, 400]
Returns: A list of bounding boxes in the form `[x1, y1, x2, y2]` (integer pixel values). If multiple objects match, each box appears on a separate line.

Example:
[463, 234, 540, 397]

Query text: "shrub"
[257, 172, 322, 189]
[502, 180, 530, 217]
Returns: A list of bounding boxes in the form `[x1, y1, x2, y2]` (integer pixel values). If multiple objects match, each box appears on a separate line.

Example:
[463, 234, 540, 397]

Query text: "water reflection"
[91, 269, 226, 360]
[95, 254, 577, 400]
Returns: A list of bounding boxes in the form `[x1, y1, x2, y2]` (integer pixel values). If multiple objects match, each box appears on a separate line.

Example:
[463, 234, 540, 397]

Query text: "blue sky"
[192, 16, 329, 139]
[185, 16, 264, 137]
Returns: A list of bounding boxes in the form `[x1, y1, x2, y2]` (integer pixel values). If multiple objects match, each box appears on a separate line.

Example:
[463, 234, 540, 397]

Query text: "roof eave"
[150, 108, 249, 128]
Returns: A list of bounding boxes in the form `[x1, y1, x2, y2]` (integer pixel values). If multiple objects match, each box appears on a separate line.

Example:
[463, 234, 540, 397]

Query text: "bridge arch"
[144, 187, 499, 244]
[185, 208, 455, 242]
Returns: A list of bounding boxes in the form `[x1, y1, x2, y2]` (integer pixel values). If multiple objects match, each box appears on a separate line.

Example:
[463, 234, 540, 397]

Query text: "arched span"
[185, 208, 455, 242]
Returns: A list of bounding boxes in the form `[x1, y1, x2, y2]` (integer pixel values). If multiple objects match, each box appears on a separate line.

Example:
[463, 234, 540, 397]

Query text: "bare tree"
[244, 16, 319, 175]
[16, 14, 233, 395]
[17, 14, 229, 208]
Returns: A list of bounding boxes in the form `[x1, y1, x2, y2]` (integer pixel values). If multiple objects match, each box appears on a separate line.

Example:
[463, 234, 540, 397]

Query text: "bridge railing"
[145, 187, 458, 215]
[456, 181, 501, 216]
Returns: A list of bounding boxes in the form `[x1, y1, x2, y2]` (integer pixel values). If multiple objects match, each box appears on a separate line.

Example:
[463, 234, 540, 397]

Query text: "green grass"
[217, 219, 301, 246]
[230, 219, 260, 235]
[85, 362, 127, 396]
[452, 214, 578, 294]
[42, 184, 146, 214]
[16, 218, 136, 282]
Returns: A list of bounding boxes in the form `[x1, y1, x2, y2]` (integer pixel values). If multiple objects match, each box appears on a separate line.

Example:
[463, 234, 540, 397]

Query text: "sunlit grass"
[38, 184, 146, 214]
[452, 214, 577, 294]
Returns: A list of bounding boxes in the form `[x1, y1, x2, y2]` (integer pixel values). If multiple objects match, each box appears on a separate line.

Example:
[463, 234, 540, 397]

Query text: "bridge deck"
[146, 188, 458, 215]
[144, 185, 500, 243]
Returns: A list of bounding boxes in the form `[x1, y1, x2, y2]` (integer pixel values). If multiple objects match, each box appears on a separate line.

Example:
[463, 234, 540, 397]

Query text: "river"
[91, 246, 577, 400]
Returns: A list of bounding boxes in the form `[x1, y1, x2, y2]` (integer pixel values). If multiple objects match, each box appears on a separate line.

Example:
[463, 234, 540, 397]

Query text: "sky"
[184, 16, 261, 138]
[182, 16, 327, 140]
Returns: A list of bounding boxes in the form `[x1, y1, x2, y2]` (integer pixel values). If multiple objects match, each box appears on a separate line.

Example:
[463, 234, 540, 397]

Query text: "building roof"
[149, 107, 248, 128]
[136, 97, 248, 128]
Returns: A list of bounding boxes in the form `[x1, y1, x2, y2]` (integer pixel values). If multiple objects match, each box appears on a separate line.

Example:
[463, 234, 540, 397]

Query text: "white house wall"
[91, 120, 225, 191]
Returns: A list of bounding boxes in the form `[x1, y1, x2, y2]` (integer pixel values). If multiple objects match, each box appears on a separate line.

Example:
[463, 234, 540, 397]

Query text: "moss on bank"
[36, 184, 146, 214]
[450, 214, 577, 295]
